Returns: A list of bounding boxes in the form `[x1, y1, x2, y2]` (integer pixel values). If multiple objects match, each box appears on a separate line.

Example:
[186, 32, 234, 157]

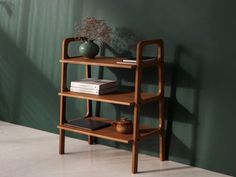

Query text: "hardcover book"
[66, 119, 111, 130]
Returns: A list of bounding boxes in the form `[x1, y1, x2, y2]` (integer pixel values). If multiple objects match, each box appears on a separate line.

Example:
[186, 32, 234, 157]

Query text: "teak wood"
[58, 37, 165, 174]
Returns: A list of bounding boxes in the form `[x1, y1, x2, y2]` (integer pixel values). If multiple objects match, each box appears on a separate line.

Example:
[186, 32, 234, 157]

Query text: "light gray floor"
[0, 121, 231, 177]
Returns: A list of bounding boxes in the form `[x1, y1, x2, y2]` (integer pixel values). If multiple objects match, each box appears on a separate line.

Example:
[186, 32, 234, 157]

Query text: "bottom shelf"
[57, 117, 161, 144]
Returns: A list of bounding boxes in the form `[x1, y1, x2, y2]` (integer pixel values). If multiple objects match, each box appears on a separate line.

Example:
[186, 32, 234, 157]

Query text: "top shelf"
[61, 38, 164, 69]
[60, 57, 161, 69]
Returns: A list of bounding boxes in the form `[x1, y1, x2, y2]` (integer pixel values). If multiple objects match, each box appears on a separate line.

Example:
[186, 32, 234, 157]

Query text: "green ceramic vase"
[79, 40, 99, 58]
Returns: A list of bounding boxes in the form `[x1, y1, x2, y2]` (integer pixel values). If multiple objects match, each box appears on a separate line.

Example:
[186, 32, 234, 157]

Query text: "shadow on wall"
[93, 27, 139, 117]
[93, 28, 202, 165]
[0, 1, 14, 16]
[166, 45, 202, 165]
[0, 1, 59, 132]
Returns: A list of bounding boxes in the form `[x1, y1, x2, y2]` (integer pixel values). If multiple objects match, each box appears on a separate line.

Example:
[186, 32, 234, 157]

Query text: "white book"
[116, 57, 156, 64]
[71, 78, 117, 90]
[69, 85, 101, 91]
[70, 86, 117, 95]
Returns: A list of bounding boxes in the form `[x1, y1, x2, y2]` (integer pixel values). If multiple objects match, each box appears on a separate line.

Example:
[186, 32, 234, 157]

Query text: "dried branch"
[75, 17, 112, 44]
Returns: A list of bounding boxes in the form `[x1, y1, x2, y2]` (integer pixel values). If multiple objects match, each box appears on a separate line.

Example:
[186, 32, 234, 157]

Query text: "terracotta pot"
[113, 118, 133, 134]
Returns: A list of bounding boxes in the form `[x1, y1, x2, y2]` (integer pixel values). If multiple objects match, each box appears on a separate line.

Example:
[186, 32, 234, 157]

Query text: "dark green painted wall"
[1, 0, 236, 176]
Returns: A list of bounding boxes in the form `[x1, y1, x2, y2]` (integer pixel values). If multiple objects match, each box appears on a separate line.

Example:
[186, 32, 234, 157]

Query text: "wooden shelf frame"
[58, 37, 165, 174]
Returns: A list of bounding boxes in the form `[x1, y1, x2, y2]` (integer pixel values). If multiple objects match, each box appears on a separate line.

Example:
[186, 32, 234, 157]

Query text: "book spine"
[71, 82, 117, 90]
[70, 86, 117, 95]
[70, 85, 101, 91]
[122, 59, 136, 63]
[71, 82, 99, 89]
[70, 87, 99, 95]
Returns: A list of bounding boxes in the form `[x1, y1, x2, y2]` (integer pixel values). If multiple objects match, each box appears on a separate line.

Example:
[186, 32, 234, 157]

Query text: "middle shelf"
[59, 91, 161, 106]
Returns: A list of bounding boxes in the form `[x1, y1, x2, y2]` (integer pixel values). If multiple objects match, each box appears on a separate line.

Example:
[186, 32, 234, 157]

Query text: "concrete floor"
[0, 121, 231, 177]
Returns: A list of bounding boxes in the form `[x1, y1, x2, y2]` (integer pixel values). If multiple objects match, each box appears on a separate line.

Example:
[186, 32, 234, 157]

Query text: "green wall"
[1, 0, 236, 176]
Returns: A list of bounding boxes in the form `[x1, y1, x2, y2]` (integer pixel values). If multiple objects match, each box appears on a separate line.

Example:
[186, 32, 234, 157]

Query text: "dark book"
[66, 119, 111, 130]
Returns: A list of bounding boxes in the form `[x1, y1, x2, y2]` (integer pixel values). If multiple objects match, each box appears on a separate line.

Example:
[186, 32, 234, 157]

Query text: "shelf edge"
[57, 125, 131, 144]
[58, 92, 133, 106]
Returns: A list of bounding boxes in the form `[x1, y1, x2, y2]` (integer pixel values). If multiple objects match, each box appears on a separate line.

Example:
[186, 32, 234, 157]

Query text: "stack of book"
[70, 78, 118, 95]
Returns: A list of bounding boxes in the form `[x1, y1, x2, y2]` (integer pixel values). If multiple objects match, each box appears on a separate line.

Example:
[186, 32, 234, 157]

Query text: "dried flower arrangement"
[75, 17, 112, 44]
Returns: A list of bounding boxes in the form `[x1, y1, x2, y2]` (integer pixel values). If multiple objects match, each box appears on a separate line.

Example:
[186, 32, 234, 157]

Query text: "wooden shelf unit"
[58, 37, 165, 174]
